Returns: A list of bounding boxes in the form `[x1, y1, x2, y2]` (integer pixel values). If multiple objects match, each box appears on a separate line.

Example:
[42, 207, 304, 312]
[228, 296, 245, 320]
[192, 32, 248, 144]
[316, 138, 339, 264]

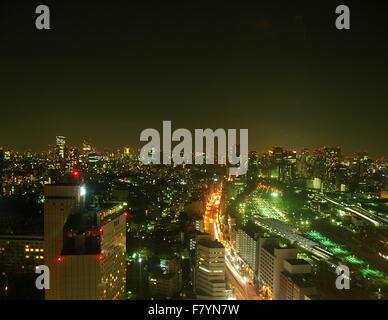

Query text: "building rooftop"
[282, 272, 316, 288]
[61, 202, 125, 255]
[198, 239, 224, 249]
[47, 182, 80, 187]
[239, 221, 271, 239]
[263, 244, 296, 255]
[286, 259, 310, 266]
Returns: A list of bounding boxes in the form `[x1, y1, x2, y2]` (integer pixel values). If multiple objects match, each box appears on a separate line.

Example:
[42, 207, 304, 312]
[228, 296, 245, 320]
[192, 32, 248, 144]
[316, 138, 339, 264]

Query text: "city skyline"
[1, 1, 387, 303]
[1, 126, 387, 300]
[0, 137, 385, 160]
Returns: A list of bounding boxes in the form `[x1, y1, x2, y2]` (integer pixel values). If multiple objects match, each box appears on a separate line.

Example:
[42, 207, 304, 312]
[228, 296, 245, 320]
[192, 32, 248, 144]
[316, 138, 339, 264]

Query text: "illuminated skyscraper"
[259, 245, 298, 300]
[0, 235, 44, 274]
[59, 204, 126, 300]
[279, 259, 316, 300]
[82, 138, 92, 154]
[272, 146, 284, 180]
[148, 255, 182, 298]
[56, 136, 66, 159]
[44, 182, 86, 300]
[195, 239, 226, 300]
[44, 180, 126, 300]
[236, 228, 258, 270]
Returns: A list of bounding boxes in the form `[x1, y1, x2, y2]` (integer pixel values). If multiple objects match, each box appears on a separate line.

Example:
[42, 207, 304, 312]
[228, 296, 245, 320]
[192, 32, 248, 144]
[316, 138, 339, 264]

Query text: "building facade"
[258, 245, 298, 300]
[195, 239, 226, 300]
[44, 182, 126, 300]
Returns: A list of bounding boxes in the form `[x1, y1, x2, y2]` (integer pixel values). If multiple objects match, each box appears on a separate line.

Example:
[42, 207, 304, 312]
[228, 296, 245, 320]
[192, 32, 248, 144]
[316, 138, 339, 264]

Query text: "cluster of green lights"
[330, 247, 348, 255]
[126, 251, 144, 263]
[126, 254, 134, 262]
[306, 230, 324, 240]
[361, 268, 385, 278]
[246, 194, 287, 222]
[306, 231, 385, 279]
[321, 239, 336, 247]
[305, 230, 349, 255]
[126, 290, 135, 299]
[344, 255, 364, 265]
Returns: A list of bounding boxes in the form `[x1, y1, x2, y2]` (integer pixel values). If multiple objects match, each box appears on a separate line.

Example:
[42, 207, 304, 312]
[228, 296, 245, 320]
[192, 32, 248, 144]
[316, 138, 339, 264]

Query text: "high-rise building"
[44, 181, 126, 300]
[60, 204, 126, 300]
[323, 146, 341, 186]
[279, 259, 316, 300]
[236, 228, 258, 271]
[0, 235, 44, 274]
[258, 244, 298, 300]
[189, 231, 210, 252]
[0, 235, 44, 300]
[283, 150, 297, 181]
[82, 138, 92, 154]
[195, 239, 226, 300]
[148, 255, 182, 298]
[44, 182, 86, 300]
[55, 136, 66, 159]
[272, 146, 284, 180]
[148, 272, 181, 298]
[235, 224, 277, 278]
[296, 148, 311, 179]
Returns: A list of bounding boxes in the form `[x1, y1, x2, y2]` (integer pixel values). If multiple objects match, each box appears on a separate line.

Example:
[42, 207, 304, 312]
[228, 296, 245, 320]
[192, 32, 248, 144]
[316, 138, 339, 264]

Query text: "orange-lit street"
[203, 182, 260, 300]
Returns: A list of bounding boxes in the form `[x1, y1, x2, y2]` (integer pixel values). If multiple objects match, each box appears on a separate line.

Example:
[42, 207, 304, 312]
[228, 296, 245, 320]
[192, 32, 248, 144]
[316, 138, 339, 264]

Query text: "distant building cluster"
[248, 146, 388, 195]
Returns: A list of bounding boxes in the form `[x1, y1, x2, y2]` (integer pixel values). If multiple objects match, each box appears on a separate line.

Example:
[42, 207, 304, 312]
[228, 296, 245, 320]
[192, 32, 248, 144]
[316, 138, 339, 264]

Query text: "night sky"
[0, 1, 387, 156]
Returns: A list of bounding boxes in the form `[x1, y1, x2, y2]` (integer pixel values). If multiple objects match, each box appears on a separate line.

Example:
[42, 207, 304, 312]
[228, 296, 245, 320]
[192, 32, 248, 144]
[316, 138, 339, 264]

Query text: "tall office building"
[279, 259, 316, 300]
[44, 180, 126, 300]
[0, 235, 45, 300]
[0, 235, 44, 274]
[236, 228, 258, 270]
[258, 244, 298, 300]
[44, 182, 86, 300]
[148, 255, 182, 298]
[283, 150, 297, 181]
[189, 231, 210, 252]
[82, 138, 92, 154]
[56, 136, 66, 159]
[235, 224, 277, 277]
[195, 239, 226, 300]
[59, 204, 126, 300]
[272, 146, 284, 179]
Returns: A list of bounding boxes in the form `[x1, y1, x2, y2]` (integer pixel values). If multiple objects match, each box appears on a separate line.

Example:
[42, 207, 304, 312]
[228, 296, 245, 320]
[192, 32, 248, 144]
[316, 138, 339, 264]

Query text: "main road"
[203, 183, 259, 300]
